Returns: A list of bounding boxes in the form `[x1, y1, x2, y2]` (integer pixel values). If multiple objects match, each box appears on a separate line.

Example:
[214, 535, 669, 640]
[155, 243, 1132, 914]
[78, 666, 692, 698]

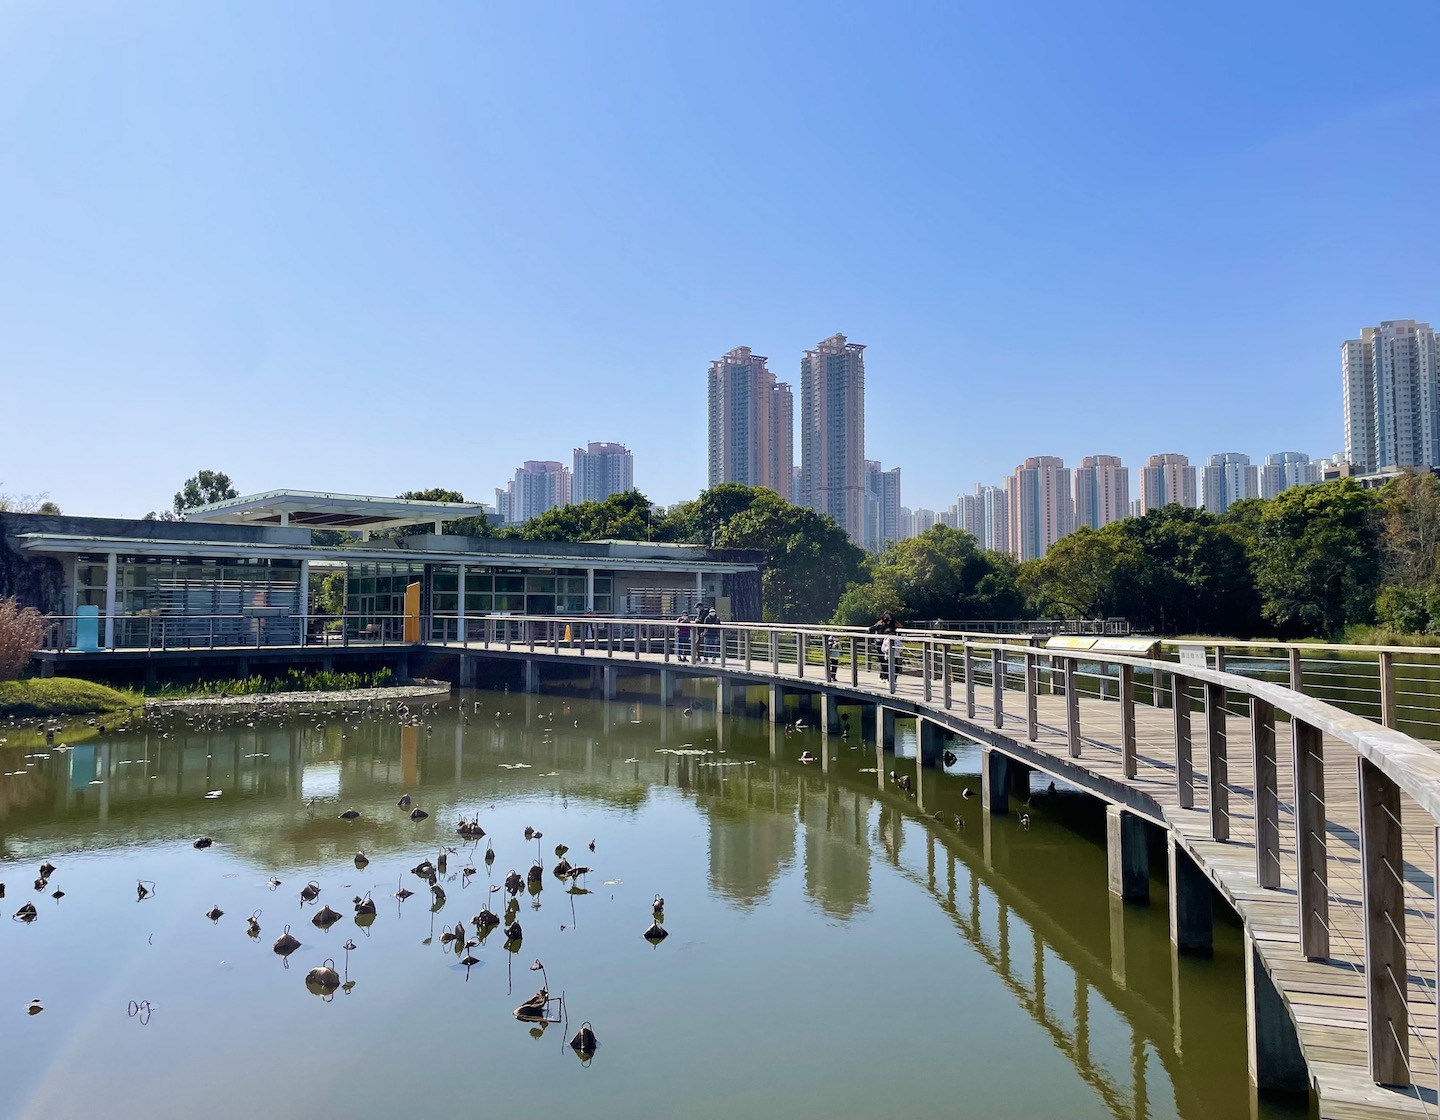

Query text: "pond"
[0, 687, 1310, 1120]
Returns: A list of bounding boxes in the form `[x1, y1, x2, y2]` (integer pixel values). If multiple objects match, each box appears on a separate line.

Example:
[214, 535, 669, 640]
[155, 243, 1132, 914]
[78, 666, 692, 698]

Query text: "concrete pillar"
[584, 568, 595, 612]
[879, 708, 897, 752]
[103, 551, 118, 649]
[1106, 805, 1150, 901]
[768, 682, 782, 723]
[523, 659, 539, 694]
[456, 564, 466, 644]
[819, 692, 840, 736]
[717, 676, 737, 715]
[299, 557, 310, 644]
[981, 748, 1011, 815]
[1109, 894, 1128, 988]
[603, 664, 617, 701]
[1168, 836, 1213, 954]
[1245, 928, 1309, 1093]
[917, 718, 944, 766]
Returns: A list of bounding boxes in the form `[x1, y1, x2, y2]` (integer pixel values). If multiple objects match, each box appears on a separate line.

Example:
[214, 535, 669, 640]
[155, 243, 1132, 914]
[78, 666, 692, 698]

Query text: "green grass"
[0, 678, 141, 717]
[148, 666, 396, 699]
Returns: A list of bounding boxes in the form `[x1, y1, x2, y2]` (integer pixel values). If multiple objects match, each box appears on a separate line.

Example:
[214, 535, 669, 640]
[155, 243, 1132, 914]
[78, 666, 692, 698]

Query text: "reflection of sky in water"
[301, 761, 340, 801]
[0, 691, 1301, 1120]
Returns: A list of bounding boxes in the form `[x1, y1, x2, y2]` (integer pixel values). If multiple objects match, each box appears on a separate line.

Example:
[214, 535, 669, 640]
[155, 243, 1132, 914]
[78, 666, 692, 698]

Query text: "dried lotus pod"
[206, 905, 224, 922]
[353, 852, 369, 869]
[353, 894, 376, 917]
[299, 881, 321, 904]
[273, 926, 301, 956]
[553, 858, 572, 878]
[505, 920, 522, 942]
[569, 1022, 598, 1056]
[14, 902, 38, 923]
[526, 864, 543, 885]
[192, 838, 213, 849]
[643, 921, 668, 942]
[504, 870, 523, 895]
[305, 960, 341, 994]
[312, 905, 343, 929]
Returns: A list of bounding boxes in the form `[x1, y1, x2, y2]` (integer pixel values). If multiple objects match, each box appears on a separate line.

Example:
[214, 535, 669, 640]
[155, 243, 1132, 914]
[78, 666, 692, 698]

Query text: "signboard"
[1177, 643, 1207, 668]
[1045, 636, 1098, 650]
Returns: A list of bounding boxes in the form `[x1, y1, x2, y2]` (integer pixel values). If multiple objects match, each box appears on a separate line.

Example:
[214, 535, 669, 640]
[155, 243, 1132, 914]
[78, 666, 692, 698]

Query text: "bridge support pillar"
[819, 692, 840, 736]
[981, 748, 1013, 815]
[603, 665, 618, 701]
[917, 718, 944, 766]
[1245, 928, 1309, 1094]
[879, 707, 897, 752]
[716, 676, 738, 715]
[1168, 836, 1213, 954]
[768, 682, 782, 723]
[1106, 805, 1150, 902]
[522, 659, 539, 694]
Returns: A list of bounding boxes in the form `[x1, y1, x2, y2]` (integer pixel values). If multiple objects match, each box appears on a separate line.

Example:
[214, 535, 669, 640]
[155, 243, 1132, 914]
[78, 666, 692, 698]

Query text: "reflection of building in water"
[799, 782, 871, 920]
[696, 764, 798, 909]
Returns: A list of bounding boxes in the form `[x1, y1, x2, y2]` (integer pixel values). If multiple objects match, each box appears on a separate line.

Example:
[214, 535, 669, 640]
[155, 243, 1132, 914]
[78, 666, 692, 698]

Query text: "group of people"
[676, 604, 720, 663]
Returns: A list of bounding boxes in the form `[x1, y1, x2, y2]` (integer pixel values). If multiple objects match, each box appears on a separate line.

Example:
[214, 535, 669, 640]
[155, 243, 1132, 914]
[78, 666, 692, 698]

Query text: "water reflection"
[0, 690, 1308, 1120]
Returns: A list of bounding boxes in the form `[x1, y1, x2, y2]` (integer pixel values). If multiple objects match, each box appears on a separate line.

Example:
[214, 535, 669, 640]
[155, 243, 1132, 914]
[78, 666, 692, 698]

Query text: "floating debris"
[643, 921, 668, 943]
[305, 960, 341, 994]
[300, 881, 321, 904]
[410, 808, 429, 822]
[206, 905, 224, 922]
[27, 999, 43, 1016]
[204, 790, 223, 799]
[497, 763, 531, 770]
[192, 838, 214, 849]
[570, 1022, 598, 1057]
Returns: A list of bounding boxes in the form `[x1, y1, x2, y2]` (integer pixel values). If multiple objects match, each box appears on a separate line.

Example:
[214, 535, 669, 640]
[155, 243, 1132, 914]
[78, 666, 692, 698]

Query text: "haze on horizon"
[2, 1, 1438, 516]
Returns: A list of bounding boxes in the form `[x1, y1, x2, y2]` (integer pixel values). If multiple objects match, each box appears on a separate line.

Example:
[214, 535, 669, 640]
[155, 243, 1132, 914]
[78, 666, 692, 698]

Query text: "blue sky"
[3, 1, 1439, 516]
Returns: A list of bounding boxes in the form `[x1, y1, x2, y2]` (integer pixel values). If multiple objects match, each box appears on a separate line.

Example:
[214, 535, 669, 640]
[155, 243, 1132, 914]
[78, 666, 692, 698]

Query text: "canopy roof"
[182, 489, 491, 530]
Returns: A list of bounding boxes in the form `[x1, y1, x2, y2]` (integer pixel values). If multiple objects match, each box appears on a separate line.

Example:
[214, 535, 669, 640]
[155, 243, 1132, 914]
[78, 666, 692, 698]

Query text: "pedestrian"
[677, 614, 691, 662]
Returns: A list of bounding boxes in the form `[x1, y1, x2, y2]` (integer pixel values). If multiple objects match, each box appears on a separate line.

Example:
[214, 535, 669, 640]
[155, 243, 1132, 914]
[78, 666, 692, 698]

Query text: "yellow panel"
[403, 581, 421, 643]
[1045, 636, 1098, 650]
[1092, 638, 1160, 655]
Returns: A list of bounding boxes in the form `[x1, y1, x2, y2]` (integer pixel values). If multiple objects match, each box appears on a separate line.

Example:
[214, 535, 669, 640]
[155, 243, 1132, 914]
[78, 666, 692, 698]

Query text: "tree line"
[133, 470, 1440, 639]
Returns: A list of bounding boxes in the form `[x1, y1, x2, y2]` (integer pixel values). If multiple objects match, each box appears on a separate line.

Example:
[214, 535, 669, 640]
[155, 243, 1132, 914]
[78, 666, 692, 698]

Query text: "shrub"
[0, 596, 45, 681]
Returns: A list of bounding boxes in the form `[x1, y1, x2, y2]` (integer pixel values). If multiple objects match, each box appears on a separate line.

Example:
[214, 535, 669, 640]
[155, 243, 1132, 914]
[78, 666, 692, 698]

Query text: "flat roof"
[183, 489, 492, 530]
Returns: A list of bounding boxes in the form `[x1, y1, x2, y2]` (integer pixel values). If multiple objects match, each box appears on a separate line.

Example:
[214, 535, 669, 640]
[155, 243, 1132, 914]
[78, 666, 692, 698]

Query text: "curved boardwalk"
[442, 626, 1440, 1120]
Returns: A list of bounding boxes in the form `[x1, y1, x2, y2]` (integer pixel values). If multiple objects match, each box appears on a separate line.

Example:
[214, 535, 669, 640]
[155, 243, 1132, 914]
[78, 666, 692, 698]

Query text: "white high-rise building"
[1073, 455, 1129, 530]
[572, 442, 634, 504]
[911, 508, 937, 536]
[800, 334, 866, 542]
[1008, 456, 1073, 561]
[1344, 320, 1440, 474]
[1201, 452, 1259, 515]
[1260, 452, 1315, 499]
[707, 347, 794, 500]
[977, 485, 1009, 553]
[862, 461, 902, 552]
[1138, 454, 1197, 512]
[496, 461, 571, 525]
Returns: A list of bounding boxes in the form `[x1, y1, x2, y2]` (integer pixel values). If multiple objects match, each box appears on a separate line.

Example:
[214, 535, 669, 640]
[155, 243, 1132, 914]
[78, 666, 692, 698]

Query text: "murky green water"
[0, 686, 1310, 1120]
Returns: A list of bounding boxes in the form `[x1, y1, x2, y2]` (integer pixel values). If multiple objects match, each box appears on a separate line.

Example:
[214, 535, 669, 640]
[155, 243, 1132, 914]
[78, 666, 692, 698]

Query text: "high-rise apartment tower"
[1343, 320, 1440, 474]
[1201, 452, 1258, 515]
[1073, 455, 1129, 530]
[706, 347, 794, 501]
[1138, 454, 1197, 513]
[799, 334, 866, 542]
[572, 442, 634, 504]
[1008, 456, 1073, 561]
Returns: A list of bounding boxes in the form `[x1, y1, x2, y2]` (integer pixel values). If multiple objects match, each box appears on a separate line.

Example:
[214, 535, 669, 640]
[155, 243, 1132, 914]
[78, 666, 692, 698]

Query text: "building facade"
[1200, 452, 1259, 515]
[706, 346, 794, 501]
[1138, 453, 1197, 513]
[497, 461, 572, 525]
[862, 460, 902, 552]
[978, 485, 1009, 553]
[1260, 451, 1315, 499]
[572, 442, 634, 504]
[1343, 320, 1440, 474]
[1008, 456, 1073, 561]
[799, 334, 866, 543]
[1073, 455, 1129, 530]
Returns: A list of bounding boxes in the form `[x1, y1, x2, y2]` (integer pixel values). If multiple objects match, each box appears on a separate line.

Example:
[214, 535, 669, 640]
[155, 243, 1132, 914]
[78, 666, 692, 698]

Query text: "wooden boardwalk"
[444, 635, 1440, 1119]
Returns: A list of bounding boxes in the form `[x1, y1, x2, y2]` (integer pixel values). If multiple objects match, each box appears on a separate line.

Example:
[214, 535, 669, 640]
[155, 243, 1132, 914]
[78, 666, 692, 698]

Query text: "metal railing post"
[1120, 663, 1136, 778]
[771, 630, 779, 676]
[1025, 651, 1038, 742]
[1379, 651, 1396, 728]
[964, 641, 975, 718]
[1173, 673, 1193, 808]
[1250, 697, 1279, 889]
[1293, 719, 1329, 960]
[1205, 681, 1229, 842]
[1065, 657, 1080, 757]
[798, 632, 805, 679]
[990, 648, 1003, 728]
[942, 645, 952, 709]
[1359, 757, 1409, 1087]
[1288, 646, 1302, 692]
[849, 635, 858, 687]
[888, 639, 897, 695]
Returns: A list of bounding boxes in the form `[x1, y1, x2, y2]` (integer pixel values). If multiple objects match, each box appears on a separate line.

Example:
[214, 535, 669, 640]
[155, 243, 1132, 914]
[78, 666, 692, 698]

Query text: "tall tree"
[835, 525, 1024, 624]
[1254, 479, 1380, 637]
[173, 470, 238, 516]
[1379, 471, 1440, 589]
[517, 491, 662, 542]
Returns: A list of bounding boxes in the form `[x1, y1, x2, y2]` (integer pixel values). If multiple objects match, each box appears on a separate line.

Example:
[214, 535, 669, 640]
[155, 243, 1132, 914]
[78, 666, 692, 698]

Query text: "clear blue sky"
[3, 1, 1439, 516]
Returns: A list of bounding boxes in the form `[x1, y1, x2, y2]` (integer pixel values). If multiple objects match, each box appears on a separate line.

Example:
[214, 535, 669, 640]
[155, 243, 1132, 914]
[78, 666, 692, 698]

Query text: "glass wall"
[345, 561, 425, 641]
[74, 554, 303, 648]
[427, 566, 613, 641]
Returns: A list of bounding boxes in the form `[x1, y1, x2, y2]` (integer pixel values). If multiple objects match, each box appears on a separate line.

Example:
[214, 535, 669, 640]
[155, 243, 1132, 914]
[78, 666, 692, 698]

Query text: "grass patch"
[1336, 625, 1440, 648]
[0, 678, 141, 718]
[149, 666, 395, 699]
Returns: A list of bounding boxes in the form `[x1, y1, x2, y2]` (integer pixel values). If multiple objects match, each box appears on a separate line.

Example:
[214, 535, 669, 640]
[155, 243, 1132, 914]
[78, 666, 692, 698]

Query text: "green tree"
[835, 525, 1024, 625]
[517, 491, 663, 542]
[1379, 471, 1440, 590]
[390, 488, 491, 538]
[711, 495, 865, 621]
[173, 470, 238, 516]
[1017, 527, 1131, 619]
[1254, 479, 1380, 637]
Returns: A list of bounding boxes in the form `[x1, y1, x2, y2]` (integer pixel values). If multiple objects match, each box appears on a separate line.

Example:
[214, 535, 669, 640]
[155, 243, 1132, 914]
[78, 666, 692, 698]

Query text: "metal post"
[1174, 674, 1193, 809]
[771, 630, 778, 676]
[1359, 757, 1408, 1087]
[942, 645, 952, 709]
[1379, 650, 1396, 729]
[923, 642, 933, 704]
[1205, 681, 1229, 842]
[1250, 698, 1279, 889]
[744, 629, 752, 672]
[849, 636, 858, 688]
[964, 642, 975, 718]
[991, 648, 1004, 729]
[1025, 652, 1039, 742]
[1120, 663, 1136, 778]
[1065, 657, 1080, 757]
[888, 640, 897, 696]
[1292, 719, 1329, 960]
[1287, 647, 1302, 692]
[798, 632, 805, 679]
[720, 625, 727, 669]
